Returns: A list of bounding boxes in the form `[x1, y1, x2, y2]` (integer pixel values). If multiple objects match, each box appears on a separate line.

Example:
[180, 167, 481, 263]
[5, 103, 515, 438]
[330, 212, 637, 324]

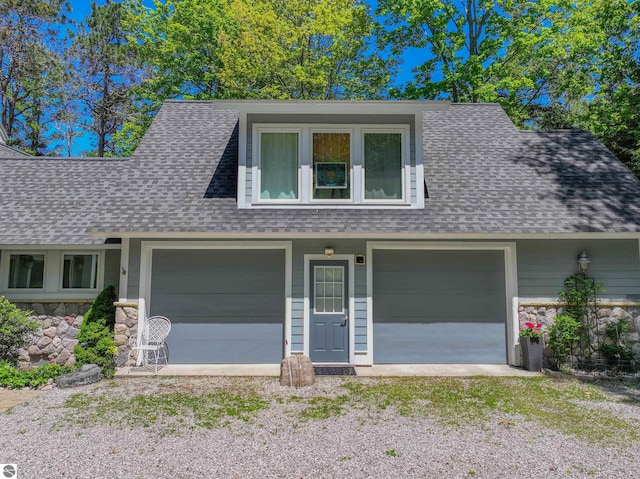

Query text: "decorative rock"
[57, 321, 69, 336]
[280, 355, 315, 387]
[544, 308, 557, 324]
[114, 323, 128, 336]
[36, 336, 52, 348]
[32, 303, 46, 315]
[42, 317, 52, 328]
[116, 345, 130, 367]
[597, 308, 612, 319]
[28, 345, 40, 356]
[64, 316, 75, 325]
[65, 356, 76, 368]
[52, 336, 62, 348]
[17, 349, 30, 361]
[611, 307, 631, 321]
[114, 334, 128, 347]
[56, 349, 71, 365]
[56, 364, 101, 388]
[79, 304, 91, 315]
[124, 308, 138, 328]
[53, 303, 66, 317]
[115, 308, 126, 324]
[43, 327, 57, 339]
[39, 342, 56, 355]
[73, 316, 83, 327]
[66, 303, 79, 316]
[61, 338, 79, 350]
[51, 317, 62, 327]
[66, 327, 80, 339]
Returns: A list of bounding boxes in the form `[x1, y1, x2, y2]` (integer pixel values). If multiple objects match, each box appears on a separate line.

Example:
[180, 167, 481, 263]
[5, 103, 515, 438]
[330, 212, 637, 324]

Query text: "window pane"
[364, 133, 402, 200]
[260, 132, 299, 200]
[62, 254, 97, 289]
[313, 133, 350, 200]
[8, 254, 45, 289]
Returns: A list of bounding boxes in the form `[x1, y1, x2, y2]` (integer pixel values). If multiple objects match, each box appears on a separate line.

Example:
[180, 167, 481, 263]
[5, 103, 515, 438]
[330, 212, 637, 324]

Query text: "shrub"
[74, 285, 117, 377]
[548, 313, 582, 369]
[0, 296, 38, 365]
[83, 285, 117, 329]
[0, 361, 73, 389]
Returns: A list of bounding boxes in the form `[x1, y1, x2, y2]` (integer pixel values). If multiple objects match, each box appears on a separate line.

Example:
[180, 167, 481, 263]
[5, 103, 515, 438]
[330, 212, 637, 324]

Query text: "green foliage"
[0, 296, 38, 365]
[74, 318, 116, 378]
[599, 319, 637, 369]
[74, 285, 117, 377]
[548, 313, 583, 368]
[0, 361, 73, 389]
[559, 274, 603, 323]
[83, 284, 117, 329]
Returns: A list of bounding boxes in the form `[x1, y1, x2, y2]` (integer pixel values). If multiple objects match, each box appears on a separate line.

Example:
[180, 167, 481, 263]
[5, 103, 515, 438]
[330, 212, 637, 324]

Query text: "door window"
[314, 266, 344, 313]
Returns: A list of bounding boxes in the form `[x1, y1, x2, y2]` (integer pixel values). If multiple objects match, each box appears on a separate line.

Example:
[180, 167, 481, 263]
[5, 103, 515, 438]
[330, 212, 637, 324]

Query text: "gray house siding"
[515, 239, 640, 300]
[246, 113, 417, 205]
[372, 250, 507, 363]
[291, 239, 368, 354]
[150, 249, 285, 363]
[103, 249, 121, 293]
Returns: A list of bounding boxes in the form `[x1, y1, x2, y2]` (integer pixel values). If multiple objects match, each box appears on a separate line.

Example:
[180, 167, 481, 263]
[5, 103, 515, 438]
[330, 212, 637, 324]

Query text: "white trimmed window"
[1, 250, 104, 299]
[61, 253, 99, 290]
[253, 124, 410, 206]
[7, 253, 45, 289]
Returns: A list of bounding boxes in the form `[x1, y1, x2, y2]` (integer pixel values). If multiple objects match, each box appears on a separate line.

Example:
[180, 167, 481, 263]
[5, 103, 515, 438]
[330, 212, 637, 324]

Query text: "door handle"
[341, 316, 349, 327]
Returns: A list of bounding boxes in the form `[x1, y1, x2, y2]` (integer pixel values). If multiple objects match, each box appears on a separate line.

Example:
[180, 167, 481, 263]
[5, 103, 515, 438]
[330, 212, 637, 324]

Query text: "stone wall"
[518, 302, 640, 366]
[14, 302, 91, 370]
[114, 303, 138, 367]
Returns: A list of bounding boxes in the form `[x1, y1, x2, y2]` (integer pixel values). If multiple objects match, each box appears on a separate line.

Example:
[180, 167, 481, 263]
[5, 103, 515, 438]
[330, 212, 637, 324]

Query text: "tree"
[70, 0, 141, 156]
[0, 0, 70, 154]
[218, 0, 392, 99]
[116, 0, 391, 155]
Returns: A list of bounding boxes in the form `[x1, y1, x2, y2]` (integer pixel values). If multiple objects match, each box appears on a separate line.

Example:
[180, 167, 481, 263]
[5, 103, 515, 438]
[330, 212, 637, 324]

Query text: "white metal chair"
[129, 315, 171, 373]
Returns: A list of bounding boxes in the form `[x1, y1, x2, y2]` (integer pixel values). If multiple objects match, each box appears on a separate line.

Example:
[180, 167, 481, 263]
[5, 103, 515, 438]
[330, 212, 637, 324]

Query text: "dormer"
[211, 101, 448, 209]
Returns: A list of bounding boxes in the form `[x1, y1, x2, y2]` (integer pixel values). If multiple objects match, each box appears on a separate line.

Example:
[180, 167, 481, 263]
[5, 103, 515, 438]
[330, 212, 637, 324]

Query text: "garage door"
[373, 250, 506, 363]
[150, 249, 285, 363]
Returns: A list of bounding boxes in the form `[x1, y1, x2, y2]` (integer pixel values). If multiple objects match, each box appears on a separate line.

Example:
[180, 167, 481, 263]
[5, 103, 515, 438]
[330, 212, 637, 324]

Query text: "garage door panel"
[152, 271, 285, 295]
[152, 293, 284, 321]
[374, 323, 506, 363]
[374, 294, 505, 321]
[150, 249, 285, 364]
[373, 250, 506, 364]
[167, 323, 283, 364]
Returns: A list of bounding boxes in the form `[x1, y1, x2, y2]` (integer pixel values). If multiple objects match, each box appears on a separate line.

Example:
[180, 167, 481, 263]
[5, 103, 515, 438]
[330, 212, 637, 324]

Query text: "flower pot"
[520, 336, 543, 372]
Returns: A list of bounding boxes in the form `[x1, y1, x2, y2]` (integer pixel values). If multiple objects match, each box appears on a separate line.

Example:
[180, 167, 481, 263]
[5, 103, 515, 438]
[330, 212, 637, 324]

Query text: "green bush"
[0, 296, 38, 365]
[548, 313, 583, 368]
[83, 285, 117, 329]
[0, 361, 73, 389]
[74, 285, 117, 377]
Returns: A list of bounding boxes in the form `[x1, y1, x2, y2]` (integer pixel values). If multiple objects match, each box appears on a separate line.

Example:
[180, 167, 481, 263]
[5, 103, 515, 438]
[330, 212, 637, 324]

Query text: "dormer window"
[253, 123, 410, 206]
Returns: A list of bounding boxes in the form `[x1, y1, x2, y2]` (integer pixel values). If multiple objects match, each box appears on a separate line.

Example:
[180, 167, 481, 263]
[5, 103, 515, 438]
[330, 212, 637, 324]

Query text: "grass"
[64, 388, 269, 429]
[60, 376, 640, 444]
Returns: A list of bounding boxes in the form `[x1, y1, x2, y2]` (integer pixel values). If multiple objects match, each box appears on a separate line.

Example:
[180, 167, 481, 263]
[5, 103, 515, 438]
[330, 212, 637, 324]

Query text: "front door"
[309, 260, 349, 363]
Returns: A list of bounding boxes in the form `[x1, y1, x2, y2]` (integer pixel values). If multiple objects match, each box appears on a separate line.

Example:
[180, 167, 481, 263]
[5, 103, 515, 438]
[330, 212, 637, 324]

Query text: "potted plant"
[520, 322, 544, 371]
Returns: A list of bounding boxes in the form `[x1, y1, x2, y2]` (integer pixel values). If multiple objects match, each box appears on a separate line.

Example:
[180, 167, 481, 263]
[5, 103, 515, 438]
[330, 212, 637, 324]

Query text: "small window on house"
[260, 132, 299, 200]
[8, 254, 45, 289]
[62, 254, 98, 289]
[364, 132, 403, 200]
[313, 132, 351, 200]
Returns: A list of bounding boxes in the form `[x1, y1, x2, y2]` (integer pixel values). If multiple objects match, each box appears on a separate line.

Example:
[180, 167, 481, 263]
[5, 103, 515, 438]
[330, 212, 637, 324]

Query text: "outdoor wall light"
[577, 251, 591, 273]
[121, 267, 127, 276]
[324, 247, 334, 258]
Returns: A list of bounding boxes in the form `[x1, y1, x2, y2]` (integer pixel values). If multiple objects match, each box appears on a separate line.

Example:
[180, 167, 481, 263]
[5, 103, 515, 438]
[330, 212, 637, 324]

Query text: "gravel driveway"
[1, 375, 639, 479]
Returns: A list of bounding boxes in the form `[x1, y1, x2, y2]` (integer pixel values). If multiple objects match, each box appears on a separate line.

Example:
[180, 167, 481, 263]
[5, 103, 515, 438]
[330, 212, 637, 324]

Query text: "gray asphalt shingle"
[1, 100, 640, 245]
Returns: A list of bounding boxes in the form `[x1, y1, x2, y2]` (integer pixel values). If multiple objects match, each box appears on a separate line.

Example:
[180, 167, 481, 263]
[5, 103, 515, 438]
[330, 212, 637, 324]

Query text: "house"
[1, 100, 640, 370]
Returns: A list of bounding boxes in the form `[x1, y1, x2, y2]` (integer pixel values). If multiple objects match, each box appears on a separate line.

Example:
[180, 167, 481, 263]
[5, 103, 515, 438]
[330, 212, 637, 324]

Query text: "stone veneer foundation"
[14, 301, 92, 370]
[114, 303, 138, 367]
[518, 302, 640, 364]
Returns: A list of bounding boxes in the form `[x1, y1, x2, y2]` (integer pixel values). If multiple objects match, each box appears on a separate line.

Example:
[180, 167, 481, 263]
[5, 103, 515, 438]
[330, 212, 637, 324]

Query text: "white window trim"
[251, 123, 411, 207]
[253, 127, 303, 204]
[1, 251, 47, 292]
[59, 252, 102, 292]
[361, 128, 411, 204]
[0, 248, 109, 300]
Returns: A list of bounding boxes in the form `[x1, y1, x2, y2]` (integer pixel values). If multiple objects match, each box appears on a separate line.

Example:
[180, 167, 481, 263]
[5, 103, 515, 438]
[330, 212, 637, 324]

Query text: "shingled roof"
[1, 100, 640, 245]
